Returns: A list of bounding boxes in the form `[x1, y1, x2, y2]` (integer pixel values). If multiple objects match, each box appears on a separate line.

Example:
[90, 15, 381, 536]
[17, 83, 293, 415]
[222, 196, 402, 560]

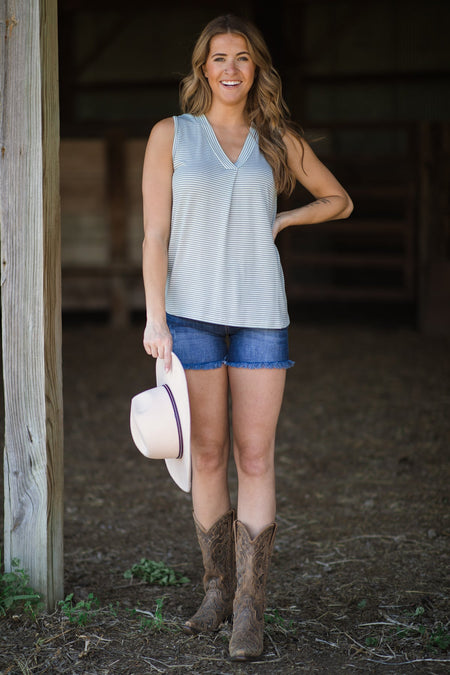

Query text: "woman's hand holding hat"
[143, 319, 173, 372]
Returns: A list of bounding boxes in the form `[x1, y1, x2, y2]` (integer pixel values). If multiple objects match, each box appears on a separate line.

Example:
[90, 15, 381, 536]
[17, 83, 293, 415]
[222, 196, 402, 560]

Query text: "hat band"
[163, 384, 183, 459]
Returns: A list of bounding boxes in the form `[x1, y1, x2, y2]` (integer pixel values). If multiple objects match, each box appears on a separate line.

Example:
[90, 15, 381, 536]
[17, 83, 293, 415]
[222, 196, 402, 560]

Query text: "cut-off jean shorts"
[166, 313, 294, 371]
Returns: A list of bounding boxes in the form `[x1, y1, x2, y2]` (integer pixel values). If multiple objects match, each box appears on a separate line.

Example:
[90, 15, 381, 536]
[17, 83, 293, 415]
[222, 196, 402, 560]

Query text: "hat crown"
[130, 385, 181, 460]
[130, 352, 191, 492]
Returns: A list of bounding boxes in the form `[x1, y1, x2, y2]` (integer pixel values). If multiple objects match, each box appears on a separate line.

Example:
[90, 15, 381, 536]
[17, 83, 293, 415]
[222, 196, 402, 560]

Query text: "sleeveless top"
[166, 113, 289, 329]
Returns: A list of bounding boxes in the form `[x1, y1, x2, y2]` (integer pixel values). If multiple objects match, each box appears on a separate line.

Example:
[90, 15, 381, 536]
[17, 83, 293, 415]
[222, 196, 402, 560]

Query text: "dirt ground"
[1, 310, 450, 674]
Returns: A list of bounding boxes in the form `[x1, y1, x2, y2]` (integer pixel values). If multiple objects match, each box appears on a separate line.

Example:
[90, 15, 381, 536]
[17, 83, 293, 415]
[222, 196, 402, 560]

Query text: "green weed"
[365, 636, 379, 647]
[360, 605, 450, 655]
[124, 559, 189, 586]
[406, 606, 450, 652]
[0, 557, 43, 618]
[138, 597, 165, 631]
[58, 592, 100, 626]
[264, 608, 294, 631]
[428, 623, 450, 651]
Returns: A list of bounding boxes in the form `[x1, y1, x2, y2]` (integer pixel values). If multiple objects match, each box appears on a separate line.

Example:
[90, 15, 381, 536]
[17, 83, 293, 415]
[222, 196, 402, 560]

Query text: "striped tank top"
[166, 113, 289, 329]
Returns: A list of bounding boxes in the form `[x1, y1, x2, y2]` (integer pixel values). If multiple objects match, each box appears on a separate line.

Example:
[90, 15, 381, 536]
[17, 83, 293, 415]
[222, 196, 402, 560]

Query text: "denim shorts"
[166, 313, 294, 370]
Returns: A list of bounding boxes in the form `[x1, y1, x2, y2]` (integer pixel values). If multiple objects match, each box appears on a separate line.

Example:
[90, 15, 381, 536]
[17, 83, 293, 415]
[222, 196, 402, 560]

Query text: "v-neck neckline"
[199, 115, 256, 169]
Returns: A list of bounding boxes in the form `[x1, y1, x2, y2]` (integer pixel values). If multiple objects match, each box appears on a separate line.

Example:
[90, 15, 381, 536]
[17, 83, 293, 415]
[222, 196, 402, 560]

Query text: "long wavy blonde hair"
[180, 14, 304, 195]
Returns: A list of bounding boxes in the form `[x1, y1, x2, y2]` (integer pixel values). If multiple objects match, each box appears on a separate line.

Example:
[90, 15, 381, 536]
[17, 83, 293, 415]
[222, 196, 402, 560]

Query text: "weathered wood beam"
[0, 0, 64, 609]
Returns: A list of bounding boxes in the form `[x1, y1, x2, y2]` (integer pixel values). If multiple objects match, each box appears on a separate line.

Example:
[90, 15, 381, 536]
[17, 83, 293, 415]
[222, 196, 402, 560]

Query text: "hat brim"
[156, 352, 191, 492]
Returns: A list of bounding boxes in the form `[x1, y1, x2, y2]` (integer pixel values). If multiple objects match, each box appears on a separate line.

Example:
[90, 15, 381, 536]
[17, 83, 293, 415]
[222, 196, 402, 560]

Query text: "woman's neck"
[205, 101, 248, 129]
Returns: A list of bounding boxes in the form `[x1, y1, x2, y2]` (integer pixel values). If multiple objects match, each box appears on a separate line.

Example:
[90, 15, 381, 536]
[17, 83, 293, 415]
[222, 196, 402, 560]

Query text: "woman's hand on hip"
[273, 212, 289, 241]
[143, 320, 173, 372]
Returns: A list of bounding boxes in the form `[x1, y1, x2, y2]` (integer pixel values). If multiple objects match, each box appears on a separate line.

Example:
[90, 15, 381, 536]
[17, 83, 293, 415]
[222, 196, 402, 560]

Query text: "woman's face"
[203, 33, 256, 108]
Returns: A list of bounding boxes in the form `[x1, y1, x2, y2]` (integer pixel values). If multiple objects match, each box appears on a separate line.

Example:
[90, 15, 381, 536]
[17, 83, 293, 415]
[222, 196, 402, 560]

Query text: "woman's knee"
[234, 441, 274, 478]
[193, 438, 229, 475]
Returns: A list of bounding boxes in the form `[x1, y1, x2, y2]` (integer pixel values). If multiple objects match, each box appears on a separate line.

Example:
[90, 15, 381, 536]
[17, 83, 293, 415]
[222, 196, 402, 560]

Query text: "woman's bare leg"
[186, 366, 231, 528]
[228, 367, 286, 537]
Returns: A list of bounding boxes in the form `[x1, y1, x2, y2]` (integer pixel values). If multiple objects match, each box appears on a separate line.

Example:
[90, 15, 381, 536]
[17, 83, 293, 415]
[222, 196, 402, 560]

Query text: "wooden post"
[0, 0, 64, 608]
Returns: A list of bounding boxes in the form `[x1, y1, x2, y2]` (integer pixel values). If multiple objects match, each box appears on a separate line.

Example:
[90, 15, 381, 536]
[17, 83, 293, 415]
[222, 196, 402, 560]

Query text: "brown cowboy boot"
[183, 509, 236, 634]
[229, 520, 277, 661]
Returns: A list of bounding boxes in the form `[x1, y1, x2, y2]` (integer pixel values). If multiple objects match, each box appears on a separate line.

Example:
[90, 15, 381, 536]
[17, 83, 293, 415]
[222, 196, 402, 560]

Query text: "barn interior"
[1, 4, 450, 669]
[58, 0, 450, 334]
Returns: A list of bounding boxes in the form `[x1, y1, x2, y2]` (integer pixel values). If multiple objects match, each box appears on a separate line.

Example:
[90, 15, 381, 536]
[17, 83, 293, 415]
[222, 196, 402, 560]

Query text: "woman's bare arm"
[141, 117, 174, 370]
[273, 132, 353, 238]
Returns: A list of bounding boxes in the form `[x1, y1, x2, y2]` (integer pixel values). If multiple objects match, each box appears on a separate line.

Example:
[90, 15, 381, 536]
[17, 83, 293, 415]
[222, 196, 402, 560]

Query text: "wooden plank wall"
[60, 137, 147, 323]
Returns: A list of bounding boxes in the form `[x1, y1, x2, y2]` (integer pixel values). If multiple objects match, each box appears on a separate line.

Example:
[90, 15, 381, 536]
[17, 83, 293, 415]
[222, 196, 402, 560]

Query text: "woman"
[142, 14, 352, 661]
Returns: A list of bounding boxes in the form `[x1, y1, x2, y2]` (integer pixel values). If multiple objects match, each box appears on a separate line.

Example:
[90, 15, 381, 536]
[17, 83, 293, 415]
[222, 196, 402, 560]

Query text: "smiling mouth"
[220, 80, 241, 87]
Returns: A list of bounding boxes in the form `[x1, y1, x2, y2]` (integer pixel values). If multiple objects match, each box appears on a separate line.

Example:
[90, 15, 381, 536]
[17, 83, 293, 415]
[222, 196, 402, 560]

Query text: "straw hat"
[130, 352, 191, 492]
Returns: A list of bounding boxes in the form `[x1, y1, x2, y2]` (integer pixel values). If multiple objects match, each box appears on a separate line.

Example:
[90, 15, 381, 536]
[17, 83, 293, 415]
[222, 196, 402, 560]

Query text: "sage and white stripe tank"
[166, 113, 289, 329]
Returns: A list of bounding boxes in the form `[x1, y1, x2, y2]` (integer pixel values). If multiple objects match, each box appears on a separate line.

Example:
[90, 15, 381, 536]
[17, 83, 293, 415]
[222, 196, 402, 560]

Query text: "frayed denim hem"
[182, 359, 295, 370]
[183, 359, 225, 371]
[225, 360, 295, 370]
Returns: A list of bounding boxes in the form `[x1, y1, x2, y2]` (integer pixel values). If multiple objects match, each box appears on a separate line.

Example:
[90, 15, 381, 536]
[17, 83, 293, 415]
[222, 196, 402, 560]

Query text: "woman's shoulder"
[282, 127, 307, 153]
[149, 117, 175, 141]
[144, 118, 175, 162]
